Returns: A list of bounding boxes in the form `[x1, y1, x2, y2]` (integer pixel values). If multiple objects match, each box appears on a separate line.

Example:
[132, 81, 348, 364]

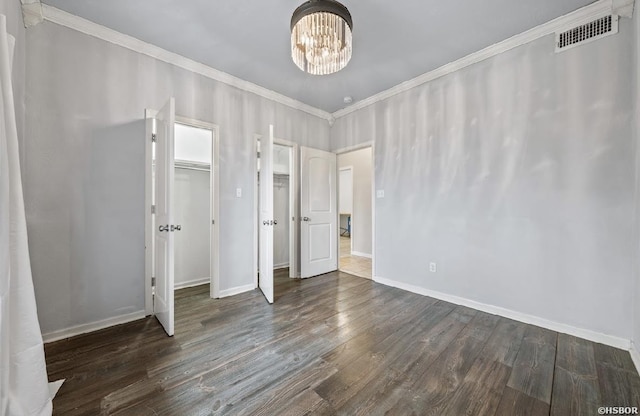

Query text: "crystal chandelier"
[291, 0, 353, 75]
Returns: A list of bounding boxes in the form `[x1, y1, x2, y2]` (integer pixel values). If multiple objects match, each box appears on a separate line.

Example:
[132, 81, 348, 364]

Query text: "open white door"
[259, 125, 275, 303]
[154, 97, 176, 336]
[301, 146, 338, 278]
[289, 146, 299, 279]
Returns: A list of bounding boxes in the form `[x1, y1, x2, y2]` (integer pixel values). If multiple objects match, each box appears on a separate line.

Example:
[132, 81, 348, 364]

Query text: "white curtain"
[0, 14, 55, 416]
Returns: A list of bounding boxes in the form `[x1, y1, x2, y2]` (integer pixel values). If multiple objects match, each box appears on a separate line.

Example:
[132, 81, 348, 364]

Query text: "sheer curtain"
[0, 14, 58, 416]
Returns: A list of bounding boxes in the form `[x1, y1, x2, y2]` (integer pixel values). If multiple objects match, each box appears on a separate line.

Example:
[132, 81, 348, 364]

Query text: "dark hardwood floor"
[45, 270, 640, 415]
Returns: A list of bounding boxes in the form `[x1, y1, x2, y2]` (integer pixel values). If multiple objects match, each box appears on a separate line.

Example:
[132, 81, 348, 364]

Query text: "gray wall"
[25, 21, 330, 334]
[331, 20, 636, 340]
[174, 168, 210, 287]
[338, 147, 372, 256]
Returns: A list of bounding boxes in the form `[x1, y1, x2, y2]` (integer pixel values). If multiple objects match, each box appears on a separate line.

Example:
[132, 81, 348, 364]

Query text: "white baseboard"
[340, 269, 372, 280]
[374, 276, 631, 350]
[274, 263, 290, 270]
[43, 310, 146, 344]
[351, 251, 372, 259]
[174, 277, 210, 290]
[631, 342, 640, 374]
[219, 283, 255, 298]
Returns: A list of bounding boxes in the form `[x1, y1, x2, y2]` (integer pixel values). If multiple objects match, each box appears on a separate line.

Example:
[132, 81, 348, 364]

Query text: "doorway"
[144, 104, 220, 334]
[255, 136, 299, 301]
[173, 123, 213, 290]
[337, 146, 373, 279]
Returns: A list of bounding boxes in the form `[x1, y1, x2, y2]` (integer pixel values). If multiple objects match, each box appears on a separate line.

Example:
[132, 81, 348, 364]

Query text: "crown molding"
[39, 4, 333, 122]
[35, 0, 633, 123]
[21, 0, 43, 28]
[333, 0, 634, 119]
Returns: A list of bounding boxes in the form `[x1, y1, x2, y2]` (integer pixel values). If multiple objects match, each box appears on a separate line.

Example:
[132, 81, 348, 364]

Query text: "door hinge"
[151, 277, 156, 287]
[212, 219, 215, 225]
[151, 205, 156, 214]
[151, 133, 156, 143]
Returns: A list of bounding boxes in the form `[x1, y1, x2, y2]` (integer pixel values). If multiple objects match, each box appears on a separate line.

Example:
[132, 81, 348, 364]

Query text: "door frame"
[145, 110, 221, 316]
[253, 136, 300, 289]
[334, 142, 375, 278]
[338, 166, 354, 255]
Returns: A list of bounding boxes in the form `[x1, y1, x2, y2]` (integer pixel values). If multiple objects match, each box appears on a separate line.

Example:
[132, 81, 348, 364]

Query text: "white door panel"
[301, 147, 337, 278]
[154, 97, 175, 336]
[309, 224, 331, 261]
[259, 125, 275, 303]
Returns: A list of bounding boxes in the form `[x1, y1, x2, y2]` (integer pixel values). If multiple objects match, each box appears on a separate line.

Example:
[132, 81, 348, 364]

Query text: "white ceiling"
[41, 0, 595, 113]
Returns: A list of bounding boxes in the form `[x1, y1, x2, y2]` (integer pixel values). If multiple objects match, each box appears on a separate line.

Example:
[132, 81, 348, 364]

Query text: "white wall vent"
[555, 14, 618, 52]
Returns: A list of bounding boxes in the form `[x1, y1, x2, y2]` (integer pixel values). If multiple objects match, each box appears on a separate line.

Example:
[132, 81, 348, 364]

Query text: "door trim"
[335, 142, 375, 279]
[144, 110, 154, 316]
[274, 139, 299, 279]
[338, 166, 354, 256]
[144, 110, 221, 316]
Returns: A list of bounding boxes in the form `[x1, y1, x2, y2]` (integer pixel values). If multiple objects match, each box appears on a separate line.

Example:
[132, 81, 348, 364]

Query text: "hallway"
[339, 236, 372, 279]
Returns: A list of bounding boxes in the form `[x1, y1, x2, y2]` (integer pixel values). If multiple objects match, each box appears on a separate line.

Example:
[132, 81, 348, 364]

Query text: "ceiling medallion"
[291, 0, 353, 75]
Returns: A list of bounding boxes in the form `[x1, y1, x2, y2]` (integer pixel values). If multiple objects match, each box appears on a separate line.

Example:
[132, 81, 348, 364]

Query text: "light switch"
[376, 190, 385, 198]
[236, 188, 242, 198]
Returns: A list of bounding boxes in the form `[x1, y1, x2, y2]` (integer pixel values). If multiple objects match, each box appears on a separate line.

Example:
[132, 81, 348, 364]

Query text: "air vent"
[555, 14, 618, 52]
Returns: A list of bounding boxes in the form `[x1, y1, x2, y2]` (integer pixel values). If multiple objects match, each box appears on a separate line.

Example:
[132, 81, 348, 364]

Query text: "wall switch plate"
[429, 262, 437, 273]
[236, 188, 242, 198]
[376, 190, 385, 198]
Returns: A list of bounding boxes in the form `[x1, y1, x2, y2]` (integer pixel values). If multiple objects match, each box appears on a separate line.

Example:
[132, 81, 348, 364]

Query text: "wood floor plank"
[329, 301, 459, 415]
[550, 334, 600, 416]
[592, 341, 640, 411]
[593, 342, 638, 373]
[395, 311, 500, 415]
[313, 297, 441, 411]
[440, 355, 512, 416]
[480, 317, 528, 366]
[235, 360, 337, 416]
[495, 386, 550, 416]
[596, 361, 640, 409]
[507, 325, 557, 404]
[45, 270, 640, 415]
[359, 306, 482, 414]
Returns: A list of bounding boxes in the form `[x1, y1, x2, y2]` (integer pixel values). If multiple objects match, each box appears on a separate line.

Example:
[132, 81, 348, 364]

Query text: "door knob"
[171, 225, 182, 232]
[274, 220, 278, 225]
[303, 217, 311, 222]
[159, 225, 169, 232]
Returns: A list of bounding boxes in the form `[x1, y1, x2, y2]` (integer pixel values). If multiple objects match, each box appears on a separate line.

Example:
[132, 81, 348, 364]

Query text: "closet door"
[258, 125, 274, 303]
[154, 97, 176, 336]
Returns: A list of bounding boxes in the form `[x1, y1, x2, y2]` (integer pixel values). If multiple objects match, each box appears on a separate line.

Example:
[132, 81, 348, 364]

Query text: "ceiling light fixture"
[291, 0, 353, 75]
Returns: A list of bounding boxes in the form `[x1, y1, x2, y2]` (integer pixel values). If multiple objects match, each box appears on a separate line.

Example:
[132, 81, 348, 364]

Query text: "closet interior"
[257, 142, 293, 271]
[173, 123, 213, 289]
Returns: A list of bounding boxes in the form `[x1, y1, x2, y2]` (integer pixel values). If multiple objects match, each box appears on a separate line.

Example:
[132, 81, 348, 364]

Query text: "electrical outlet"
[236, 188, 242, 198]
[376, 190, 385, 198]
[429, 262, 437, 273]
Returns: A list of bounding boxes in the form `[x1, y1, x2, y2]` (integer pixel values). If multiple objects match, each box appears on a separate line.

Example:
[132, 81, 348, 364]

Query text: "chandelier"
[290, 0, 353, 75]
